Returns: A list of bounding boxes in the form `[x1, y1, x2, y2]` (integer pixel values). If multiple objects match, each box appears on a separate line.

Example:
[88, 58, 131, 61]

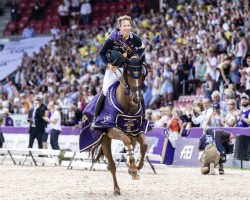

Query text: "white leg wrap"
[125, 145, 134, 164]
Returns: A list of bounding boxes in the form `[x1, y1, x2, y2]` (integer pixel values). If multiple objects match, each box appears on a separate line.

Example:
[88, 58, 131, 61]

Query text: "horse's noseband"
[127, 65, 143, 79]
[123, 64, 145, 98]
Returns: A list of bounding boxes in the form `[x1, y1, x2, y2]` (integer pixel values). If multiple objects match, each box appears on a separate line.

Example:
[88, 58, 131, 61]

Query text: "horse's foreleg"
[136, 133, 148, 170]
[101, 134, 120, 195]
[108, 129, 137, 175]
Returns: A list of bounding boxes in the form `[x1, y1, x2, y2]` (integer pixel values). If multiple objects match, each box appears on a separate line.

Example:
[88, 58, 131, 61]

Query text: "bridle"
[114, 61, 147, 96]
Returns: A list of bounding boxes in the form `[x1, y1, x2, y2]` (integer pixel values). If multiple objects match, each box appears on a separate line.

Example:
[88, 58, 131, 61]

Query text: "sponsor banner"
[2, 132, 80, 152]
[9, 114, 29, 127]
[0, 36, 52, 80]
[173, 138, 200, 166]
[0, 55, 22, 81]
[0, 37, 52, 56]
[173, 138, 250, 168]
[1, 127, 81, 151]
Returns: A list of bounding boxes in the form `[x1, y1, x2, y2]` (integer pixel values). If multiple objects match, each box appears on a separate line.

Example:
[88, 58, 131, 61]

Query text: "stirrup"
[90, 117, 97, 130]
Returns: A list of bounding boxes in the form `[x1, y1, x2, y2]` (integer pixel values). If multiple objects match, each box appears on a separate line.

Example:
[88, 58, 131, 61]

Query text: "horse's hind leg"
[136, 133, 148, 170]
[101, 134, 120, 195]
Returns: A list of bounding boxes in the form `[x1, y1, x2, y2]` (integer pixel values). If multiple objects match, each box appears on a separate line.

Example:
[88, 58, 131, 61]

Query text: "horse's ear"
[139, 53, 145, 64]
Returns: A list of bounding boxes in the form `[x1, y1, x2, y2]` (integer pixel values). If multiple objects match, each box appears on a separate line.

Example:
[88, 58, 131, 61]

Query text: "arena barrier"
[188, 127, 250, 138]
[0, 127, 171, 165]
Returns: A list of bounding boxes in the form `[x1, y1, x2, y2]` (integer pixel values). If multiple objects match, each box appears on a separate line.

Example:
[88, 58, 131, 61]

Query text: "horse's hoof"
[128, 169, 137, 177]
[132, 174, 140, 180]
[113, 188, 121, 195]
[137, 163, 144, 170]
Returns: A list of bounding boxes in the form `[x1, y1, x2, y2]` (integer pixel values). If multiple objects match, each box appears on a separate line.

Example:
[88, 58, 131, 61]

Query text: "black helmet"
[106, 50, 124, 66]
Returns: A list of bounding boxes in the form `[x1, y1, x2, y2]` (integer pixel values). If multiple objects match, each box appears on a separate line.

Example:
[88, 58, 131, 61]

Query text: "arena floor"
[0, 164, 249, 200]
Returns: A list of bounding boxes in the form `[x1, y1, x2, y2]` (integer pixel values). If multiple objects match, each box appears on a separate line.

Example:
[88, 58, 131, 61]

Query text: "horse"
[79, 51, 150, 195]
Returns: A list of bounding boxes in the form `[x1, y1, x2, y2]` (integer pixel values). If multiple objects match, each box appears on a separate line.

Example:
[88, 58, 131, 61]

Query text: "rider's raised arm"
[99, 38, 114, 65]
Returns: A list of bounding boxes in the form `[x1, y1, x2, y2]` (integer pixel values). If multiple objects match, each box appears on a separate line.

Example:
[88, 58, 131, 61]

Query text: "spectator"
[143, 70, 153, 108]
[157, 106, 172, 128]
[177, 55, 191, 95]
[43, 103, 61, 150]
[189, 101, 203, 128]
[206, 103, 225, 128]
[22, 24, 35, 39]
[58, 1, 69, 26]
[31, 0, 42, 20]
[203, 73, 213, 99]
[80, 0, 92, 25]
[211, 91, 227, 114]
[236, 93, 250, 127]
[166, 108, 182, 148]
[161, 63, 174, 106]
[145, 109, 154, 123]
[205, 48, 217, 84]
[236, 32, 249, 67]
[201, 98, 213, 129]
[217, 57, 232, 87]
[224, 99, 238, 127]
[9, 0, 18, 21]
[244, 56, 250, 97]
[149, 68, 162, 109]
[1, 108, 14, 126]
[70, 0, 80, 19]
[50, 25, 60, 39]
[71, 102, 83, 126]
[223, 88, 235, 102]
[131, 2, 142, 19]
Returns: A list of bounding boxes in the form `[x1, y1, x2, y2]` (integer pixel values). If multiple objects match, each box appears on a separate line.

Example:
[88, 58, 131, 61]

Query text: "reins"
[114, 68, 130, 95]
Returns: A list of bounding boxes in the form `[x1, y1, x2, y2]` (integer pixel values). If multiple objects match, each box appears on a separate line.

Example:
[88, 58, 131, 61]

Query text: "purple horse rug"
[79, 81, 150, 152]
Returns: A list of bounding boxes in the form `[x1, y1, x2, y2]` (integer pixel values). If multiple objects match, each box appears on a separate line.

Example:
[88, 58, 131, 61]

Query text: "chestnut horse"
[90, 55, 149, 195]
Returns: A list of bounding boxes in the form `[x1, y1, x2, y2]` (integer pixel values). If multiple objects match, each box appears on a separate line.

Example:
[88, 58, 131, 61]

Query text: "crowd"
[0, 0, 250, 144]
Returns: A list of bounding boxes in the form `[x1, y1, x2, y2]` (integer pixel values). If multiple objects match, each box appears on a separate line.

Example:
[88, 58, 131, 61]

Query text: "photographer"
[198, 128, 234, 175]
[27, 96, 48, 149]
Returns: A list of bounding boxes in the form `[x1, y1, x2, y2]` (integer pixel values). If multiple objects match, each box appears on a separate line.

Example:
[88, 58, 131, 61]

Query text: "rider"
[91, 15, 145, 128]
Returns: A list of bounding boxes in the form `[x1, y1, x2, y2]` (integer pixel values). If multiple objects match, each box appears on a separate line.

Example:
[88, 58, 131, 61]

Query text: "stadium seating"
[3, 0, 146, 36]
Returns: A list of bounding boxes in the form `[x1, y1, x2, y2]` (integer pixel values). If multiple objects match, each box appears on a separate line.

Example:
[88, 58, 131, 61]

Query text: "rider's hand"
[131, 54, 139, 59]
[107, 63, 117, 72]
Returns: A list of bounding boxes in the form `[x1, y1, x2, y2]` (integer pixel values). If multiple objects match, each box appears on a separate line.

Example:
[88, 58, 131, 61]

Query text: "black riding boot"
[219, 163, 224, 175]
[91, 92, 106, 129]
[141, 98, 145, 119]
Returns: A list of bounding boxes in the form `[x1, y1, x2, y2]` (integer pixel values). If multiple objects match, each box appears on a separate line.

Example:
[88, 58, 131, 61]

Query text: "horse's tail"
[89, 140, 104, 163]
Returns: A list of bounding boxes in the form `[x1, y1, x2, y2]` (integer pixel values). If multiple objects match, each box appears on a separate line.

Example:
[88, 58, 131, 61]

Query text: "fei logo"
[180, 145, 194, 159]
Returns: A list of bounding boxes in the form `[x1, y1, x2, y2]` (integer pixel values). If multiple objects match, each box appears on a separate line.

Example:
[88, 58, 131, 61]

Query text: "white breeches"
[102, 68, 123, 96]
